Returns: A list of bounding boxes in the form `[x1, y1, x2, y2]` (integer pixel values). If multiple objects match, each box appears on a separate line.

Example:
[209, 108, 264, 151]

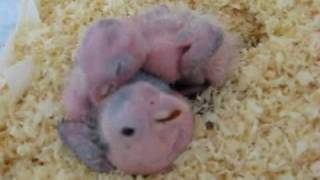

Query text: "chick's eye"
[121, 127, 135, 137]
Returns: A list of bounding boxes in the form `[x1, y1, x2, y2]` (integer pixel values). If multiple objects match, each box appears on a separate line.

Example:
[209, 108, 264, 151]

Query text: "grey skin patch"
[127, 71, 172, 93]
[101, 71, 172, 115]
[176, 29, 192, 44]
[191, 28, 224, 68]
[114, 53, 134, 77]
[58, 116, 115, 172]
[103, 84, 132, 115]
[97, 19, 119, 27]
[210, 27, 224, 56]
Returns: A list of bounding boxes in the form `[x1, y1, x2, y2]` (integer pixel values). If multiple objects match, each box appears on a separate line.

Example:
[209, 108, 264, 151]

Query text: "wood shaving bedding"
[0, 0, 319, 179]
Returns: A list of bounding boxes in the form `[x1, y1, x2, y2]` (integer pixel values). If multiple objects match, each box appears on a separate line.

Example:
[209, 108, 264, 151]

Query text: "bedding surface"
[1, 0, 320, 179]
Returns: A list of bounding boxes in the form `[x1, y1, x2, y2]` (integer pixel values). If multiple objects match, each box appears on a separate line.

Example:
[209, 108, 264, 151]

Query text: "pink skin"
[135, 5, 226, 85]
[136, 6, 186, 82]
[59, 74, 194, 175]
[76, 18, 148, 105]
[99, 81, 193, 175]
[62, 67, 91, 121]
[177, 18, 224, 85]
[63, 19, 148, 120]
[205, 31, 243, 88]
[142, 35, 184, 82]
[143, 5, 242, 89]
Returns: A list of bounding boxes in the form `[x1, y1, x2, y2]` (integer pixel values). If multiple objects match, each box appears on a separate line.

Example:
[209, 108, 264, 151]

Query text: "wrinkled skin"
[63, 19, 147, 120]
[136, 5, 241, 97]
[205, 31, 242, 87]
[63, 5, 242, 120]
[137, 5, 225, 84]
[59, 72, 194, 175]
[76, 18, 148, 105]
[139, 5, 243, 89]
[60, 5, 242, 175]
[62, 67, 91, 121]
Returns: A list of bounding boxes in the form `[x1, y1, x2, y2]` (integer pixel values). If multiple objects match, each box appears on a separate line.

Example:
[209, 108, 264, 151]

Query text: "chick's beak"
[154, 109, 182, 123]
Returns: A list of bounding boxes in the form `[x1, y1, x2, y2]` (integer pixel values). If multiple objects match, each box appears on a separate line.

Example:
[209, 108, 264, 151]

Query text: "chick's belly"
[143, 39, 180, 82]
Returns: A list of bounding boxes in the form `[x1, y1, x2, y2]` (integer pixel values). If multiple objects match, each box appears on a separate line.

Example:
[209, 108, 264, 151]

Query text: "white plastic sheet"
[0, 0, 17, 50]
[0, 0, 40, 102]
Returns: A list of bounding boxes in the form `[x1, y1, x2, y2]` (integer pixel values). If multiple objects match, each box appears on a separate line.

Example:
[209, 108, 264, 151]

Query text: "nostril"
[155, 110, 182, 123]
